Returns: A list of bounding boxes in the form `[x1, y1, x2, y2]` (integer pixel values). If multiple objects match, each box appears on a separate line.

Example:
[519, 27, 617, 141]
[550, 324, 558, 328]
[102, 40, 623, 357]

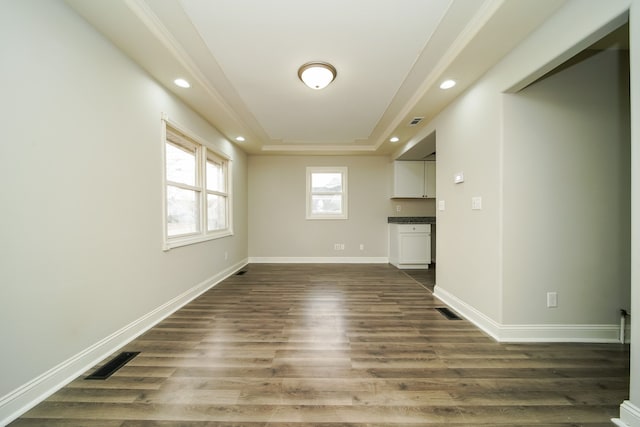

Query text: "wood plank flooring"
[12, 264, 629, 426]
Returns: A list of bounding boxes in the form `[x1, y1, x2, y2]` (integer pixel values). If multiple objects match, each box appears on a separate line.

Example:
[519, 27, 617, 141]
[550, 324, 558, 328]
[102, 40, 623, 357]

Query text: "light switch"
[471, 196, 482, 210]
[547, 292, 558, 308]
[454, 172, 464, 184]
[438, 200, 445, 211]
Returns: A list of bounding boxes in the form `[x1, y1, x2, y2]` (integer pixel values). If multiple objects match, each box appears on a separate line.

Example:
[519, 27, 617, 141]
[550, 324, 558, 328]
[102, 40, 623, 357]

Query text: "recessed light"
[174, 78, 191, 88]
[440, 79, 456, 90]
[235, 136, 245, 142]
[390, 137, 400, 143]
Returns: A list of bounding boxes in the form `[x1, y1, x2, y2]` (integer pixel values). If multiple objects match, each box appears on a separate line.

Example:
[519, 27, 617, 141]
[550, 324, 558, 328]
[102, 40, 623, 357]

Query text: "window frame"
[306, 166, 348, 220]
[162, 115, 233, 250]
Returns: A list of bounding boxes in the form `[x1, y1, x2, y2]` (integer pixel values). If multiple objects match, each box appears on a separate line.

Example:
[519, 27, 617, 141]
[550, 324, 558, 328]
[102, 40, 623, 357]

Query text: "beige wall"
[502, 48, 630, 325]
[0, 1, 248, 421]
[399, 0, 633, 335]
[248, 155, 395, 261]
[432, 77, 505, 321]
[388, 198, 436, 217]
[625, 0, 640, 420]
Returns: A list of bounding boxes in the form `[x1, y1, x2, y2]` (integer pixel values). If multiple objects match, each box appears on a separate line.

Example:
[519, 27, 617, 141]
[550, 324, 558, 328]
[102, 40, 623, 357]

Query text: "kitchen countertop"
[387, 216, 436, 224]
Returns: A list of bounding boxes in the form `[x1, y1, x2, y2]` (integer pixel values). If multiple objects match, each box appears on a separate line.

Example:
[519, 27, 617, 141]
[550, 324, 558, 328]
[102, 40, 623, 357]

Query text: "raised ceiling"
[65, 0, 566, 156]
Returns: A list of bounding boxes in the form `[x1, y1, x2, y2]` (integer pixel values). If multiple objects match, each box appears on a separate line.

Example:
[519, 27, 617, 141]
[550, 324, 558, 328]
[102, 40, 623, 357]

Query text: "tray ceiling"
[65, 0, 565, 155]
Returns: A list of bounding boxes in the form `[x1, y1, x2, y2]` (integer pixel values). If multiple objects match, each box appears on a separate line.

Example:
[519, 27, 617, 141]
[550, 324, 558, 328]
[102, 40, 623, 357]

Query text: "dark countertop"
[388, 216, 436, 224]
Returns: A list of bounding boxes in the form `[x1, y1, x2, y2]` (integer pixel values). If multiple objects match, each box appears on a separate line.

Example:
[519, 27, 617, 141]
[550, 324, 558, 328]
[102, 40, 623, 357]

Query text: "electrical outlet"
[396, 205, 401, 212]
[359, 244, 364, 251]
[334, 243, 345, 251]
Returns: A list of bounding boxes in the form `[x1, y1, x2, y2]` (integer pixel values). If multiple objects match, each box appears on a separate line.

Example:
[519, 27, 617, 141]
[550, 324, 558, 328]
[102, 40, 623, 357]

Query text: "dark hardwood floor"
[12, 263, 629, 426]
[402, 265, 436, 292]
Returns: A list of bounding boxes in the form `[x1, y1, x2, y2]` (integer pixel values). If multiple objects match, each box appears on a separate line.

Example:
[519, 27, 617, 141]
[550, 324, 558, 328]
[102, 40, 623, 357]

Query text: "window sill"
[305, 216, 348, 220]
[163, 229, 233, 251]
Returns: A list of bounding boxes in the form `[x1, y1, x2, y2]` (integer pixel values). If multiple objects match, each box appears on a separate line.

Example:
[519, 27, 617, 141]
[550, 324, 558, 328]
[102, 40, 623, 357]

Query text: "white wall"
[502, 49, 631, 326]
[621, 0, 640, 424]
[248, 155, 391, 261]
[388, 198, 436, 218]
[413, 0, 637, 419]
[0, 1, 248, 422]
[429, 77, 505, 321]
[427, 0, 632, 336]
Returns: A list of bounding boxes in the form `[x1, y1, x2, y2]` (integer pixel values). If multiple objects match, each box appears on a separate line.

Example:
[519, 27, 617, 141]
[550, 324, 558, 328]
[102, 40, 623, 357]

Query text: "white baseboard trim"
[0, 258, 248, 426]
[612, 401, 640, 426]
[433, 285, 502, 341]
[433, 285, 623, 343]
[248, 256, 389, 264]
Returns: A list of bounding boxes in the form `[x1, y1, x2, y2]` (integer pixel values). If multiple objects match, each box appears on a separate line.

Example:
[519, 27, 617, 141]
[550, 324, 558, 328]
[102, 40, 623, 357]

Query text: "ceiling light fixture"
[235, 136, 245, 142]
[298, 62, 337, 90]
[390, 137, 400, 143]
[439, 79, 456, 90]
[174, 78, 191, 88]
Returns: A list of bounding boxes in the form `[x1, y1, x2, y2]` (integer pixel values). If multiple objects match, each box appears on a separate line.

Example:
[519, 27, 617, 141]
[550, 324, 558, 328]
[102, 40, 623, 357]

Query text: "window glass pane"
[311, 194, 342, 215]
[311, 172, 342, 192]
[206, 157, 224, 192]
[167, 185, 199, 236]
[164, 122, 232, 248]
[207, 194, 226, 231]
[166, 142, 196, 186]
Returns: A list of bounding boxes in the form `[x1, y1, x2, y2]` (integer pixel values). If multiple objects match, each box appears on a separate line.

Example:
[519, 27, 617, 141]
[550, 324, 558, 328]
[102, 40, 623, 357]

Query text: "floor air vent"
[435, 307, 462, 320]
[85, 351, 140, 380]
[236, 270, 247, 275]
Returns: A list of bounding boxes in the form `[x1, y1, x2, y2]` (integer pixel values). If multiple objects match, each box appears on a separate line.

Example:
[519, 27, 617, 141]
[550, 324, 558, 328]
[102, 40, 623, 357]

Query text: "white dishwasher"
[389, 223, 431, 269]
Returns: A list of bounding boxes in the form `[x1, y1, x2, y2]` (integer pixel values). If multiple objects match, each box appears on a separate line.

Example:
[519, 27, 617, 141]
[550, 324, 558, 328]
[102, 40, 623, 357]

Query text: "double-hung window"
[306, 167, 348, 220]
[163, 118, 231, 249]
[205, 150, 228, 232]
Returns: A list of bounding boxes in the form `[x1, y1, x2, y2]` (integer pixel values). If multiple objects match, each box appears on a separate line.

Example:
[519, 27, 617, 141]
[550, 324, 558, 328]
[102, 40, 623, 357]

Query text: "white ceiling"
[64, 0, 566, 156]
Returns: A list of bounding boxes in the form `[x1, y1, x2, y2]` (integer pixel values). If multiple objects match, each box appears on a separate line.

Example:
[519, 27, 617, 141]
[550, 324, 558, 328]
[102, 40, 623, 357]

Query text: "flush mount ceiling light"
[235, 136, 245, 142]
[298, 62, 337, 90]
[174, 78, 191, 88]
[389, 137, 400, 143]
[439, 79, 456, 90]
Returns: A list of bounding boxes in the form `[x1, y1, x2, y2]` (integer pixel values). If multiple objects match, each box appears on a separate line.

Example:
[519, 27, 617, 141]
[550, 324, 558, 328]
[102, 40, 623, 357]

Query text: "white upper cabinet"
[392, 160, 436, 198]
[392, 161, 424, 198]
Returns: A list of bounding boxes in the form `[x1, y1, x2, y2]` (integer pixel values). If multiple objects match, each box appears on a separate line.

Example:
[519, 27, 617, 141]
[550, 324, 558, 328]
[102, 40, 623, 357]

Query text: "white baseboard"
[433, 285, 502, 340]
[434, 285, 623, 343]
[612, 401, 640, 426]
[248, 256, 389, 264]
[0, 258, 248, 426]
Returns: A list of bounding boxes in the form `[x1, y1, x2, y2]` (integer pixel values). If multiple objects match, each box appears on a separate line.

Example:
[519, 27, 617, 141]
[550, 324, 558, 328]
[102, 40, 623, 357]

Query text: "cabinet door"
[399, 232, 430, 264]
[424, 161, 436, 198]
[393, 161, 424, 198]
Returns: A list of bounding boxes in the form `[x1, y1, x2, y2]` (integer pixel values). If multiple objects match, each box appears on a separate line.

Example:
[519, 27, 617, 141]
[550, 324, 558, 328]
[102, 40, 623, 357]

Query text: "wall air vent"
[408, 117, 424, 126]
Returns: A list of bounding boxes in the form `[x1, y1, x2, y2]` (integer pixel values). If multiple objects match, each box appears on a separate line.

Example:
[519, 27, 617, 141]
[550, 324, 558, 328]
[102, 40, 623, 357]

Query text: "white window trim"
[162, 114, 233, 250]
[306, 166, 348, 220]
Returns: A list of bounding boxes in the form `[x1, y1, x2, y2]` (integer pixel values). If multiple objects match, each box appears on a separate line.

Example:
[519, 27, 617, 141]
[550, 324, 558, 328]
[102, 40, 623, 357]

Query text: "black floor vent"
[85, 351, 140, 380]
[236, 270, 247, 275]
[435, 307, 462, 320]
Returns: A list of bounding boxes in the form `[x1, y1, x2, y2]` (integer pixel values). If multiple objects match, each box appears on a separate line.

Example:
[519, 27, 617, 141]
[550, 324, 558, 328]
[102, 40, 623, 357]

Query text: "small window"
[163, 117, 232, 250]
[306, 167, 348, 220]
